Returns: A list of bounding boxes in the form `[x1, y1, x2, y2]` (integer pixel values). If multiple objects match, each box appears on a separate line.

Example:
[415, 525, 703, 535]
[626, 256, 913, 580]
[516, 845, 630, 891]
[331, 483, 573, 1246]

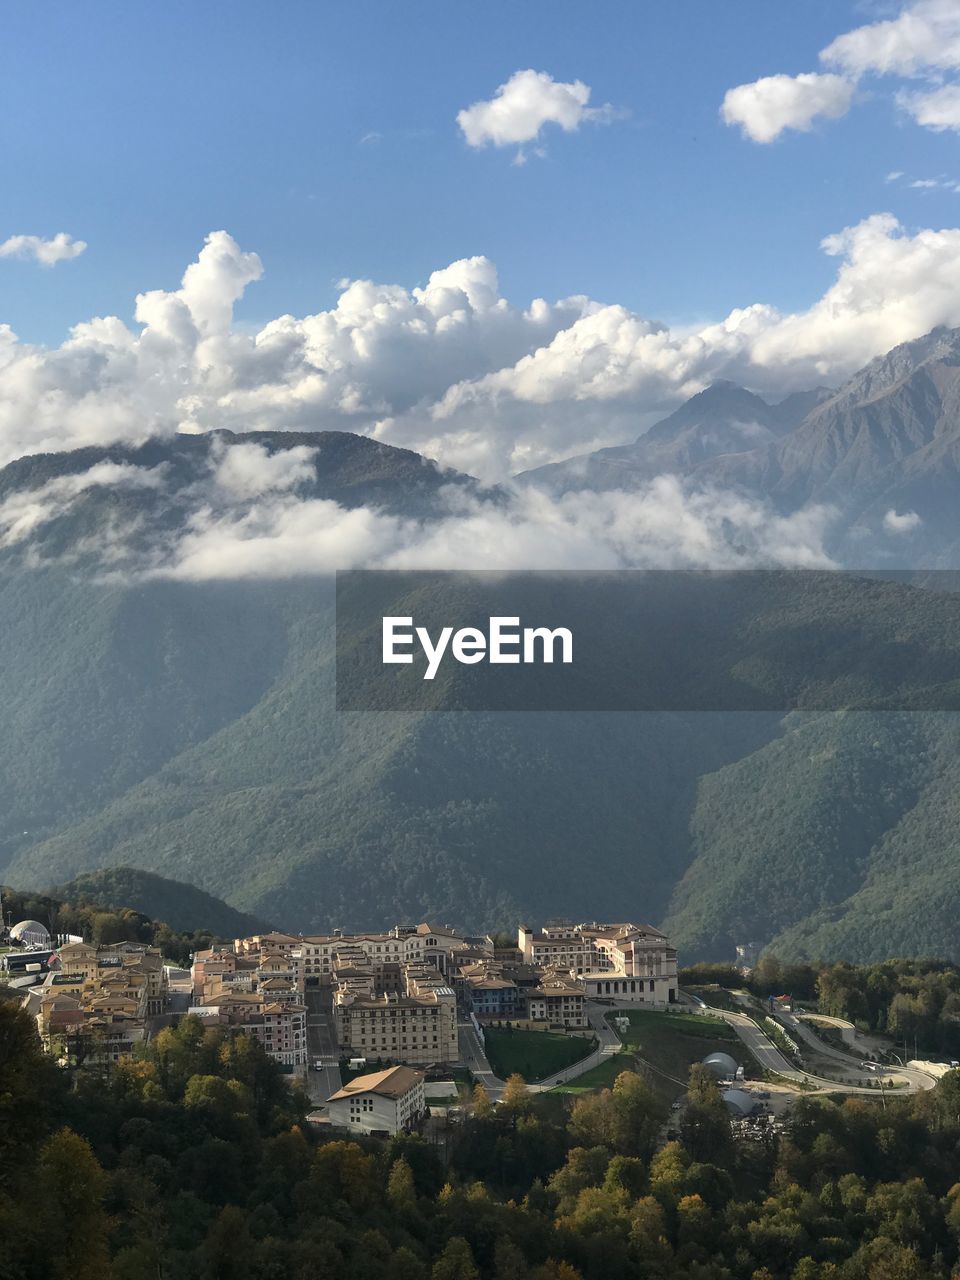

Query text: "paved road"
[457, 1019, 505, 1101]
[682, 997, 938, 1095]
[783, 1011, 938, 1092]
[304, 986, 342, 1104]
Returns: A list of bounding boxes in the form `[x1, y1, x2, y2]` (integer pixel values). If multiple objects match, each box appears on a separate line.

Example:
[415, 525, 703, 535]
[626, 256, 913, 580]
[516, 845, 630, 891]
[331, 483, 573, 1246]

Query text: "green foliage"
[1, 878, 247, 967]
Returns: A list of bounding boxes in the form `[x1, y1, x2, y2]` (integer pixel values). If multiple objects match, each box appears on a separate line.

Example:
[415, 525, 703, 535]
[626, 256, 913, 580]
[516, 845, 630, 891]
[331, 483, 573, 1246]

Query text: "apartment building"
[325, 1065, 425, 1136]
[193, 942, 308, 1068]
[253, 921, 486, 986]
[333, 961, 458, 1065]
[526, 973, 587, 1027]
[25, 941, 167, 1064]
[518, 920, 678, 1005]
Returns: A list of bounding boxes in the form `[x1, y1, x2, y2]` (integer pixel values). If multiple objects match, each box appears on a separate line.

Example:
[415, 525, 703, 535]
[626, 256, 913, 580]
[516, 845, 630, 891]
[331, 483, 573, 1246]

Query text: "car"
[670, 1100, 682, 1110]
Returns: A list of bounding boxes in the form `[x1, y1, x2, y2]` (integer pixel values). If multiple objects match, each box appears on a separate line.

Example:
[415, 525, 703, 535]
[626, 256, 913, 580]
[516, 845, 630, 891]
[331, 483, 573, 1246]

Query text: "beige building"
[526, 973, 587, 1027]
[283, 922, 485, 986]
[325, 1066, 425, 1135]
[334, 967, 458, 1065]
[518, 920, 678, 1005]
[27, 941, 167, 1065]
[194, 947, 308, 1068]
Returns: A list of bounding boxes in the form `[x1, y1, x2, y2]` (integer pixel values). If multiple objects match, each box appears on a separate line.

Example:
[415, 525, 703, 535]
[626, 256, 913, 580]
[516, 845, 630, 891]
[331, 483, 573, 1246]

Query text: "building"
[9, 919, 51, 948]
[26, 940, 168, 1065]
[526, 973, 587, 1028]
[192, 942, 307, 1068]
[325, 1066, 425, 1135]
[333, 975, 458, 1065]
[288, 921, 487, 987]
[519, 920, 678, 1005]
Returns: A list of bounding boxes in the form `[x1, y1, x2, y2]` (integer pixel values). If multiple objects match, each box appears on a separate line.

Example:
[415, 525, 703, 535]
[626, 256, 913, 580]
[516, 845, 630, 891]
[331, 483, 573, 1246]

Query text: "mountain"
[53, 867, 267, 937]
[517, 381, 833, 495]
[521, 324, 960, 565]
[8, 331, 960, 962]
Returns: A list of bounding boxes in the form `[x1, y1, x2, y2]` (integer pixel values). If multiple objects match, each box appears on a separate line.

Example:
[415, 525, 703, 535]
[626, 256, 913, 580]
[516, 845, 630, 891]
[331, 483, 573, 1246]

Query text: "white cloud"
[4, 215, 960, 482]
[211, 440, 318, 500]
[0, 232, 87, 267]
[720, 73, 855, 143]
[899, 83, 960, 131]
[457, 69, 618, 155]
[0, 462, 166, 551]
[724, 1, 960, 143]
[821, 0, 960, 78]
[883, 508, 923, 534]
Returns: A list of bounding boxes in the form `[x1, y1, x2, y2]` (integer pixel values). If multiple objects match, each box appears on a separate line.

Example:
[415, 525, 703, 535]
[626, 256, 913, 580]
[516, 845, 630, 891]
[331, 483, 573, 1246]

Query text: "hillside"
[53, 867, 267, 937]
[517, 382, 831, 495]
[520, 324, 960, 566]
[6, 367, 960, 959]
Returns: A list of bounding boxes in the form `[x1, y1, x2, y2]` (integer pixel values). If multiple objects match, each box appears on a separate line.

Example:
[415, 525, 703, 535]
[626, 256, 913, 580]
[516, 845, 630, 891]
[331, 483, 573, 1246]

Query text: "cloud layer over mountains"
[0, 438, 838, 580]
[5, 213, 960, 485]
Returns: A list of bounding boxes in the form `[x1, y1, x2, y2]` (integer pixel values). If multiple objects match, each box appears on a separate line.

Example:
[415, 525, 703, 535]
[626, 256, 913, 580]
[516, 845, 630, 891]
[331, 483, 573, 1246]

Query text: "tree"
[0, 1001, 62, 1178]
[473, 1080, 494, 1118]
[35, 1128, 112, 1280]
[432, 1236, 480, 1280]
[387, 1155, 417, 1215]
[501, 1073, 531, 1114]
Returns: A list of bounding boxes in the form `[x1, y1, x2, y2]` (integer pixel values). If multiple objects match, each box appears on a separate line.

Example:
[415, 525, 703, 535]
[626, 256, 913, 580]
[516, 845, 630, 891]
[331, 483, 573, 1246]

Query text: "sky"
[3, 0, 960, 504]
[3, 0, 959, 344]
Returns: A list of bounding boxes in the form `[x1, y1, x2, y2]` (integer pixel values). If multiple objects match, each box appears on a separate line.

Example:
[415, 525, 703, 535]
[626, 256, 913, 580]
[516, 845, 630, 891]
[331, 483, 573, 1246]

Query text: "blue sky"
[2, 0, 958, 346]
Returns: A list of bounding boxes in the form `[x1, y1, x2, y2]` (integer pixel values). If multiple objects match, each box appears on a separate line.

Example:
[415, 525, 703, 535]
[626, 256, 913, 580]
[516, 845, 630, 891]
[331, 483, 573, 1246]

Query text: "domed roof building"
[9, 919, 51, 947]
[720, 1088, 756, 1116]
[702, 1051, 739, 1080]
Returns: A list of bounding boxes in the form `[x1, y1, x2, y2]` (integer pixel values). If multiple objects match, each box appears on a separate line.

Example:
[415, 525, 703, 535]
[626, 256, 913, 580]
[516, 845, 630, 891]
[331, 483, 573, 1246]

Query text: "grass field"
[484, 1027, 595, 1082]
[553, 1008, 750, 1100]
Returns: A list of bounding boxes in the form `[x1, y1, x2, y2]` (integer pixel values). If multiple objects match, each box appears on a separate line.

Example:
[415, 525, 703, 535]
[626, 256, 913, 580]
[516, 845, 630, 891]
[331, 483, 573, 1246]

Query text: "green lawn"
[551, 1052, 635, 1095]
[484, 1028, 595, 1082]
[553, 1008, 752, 1100]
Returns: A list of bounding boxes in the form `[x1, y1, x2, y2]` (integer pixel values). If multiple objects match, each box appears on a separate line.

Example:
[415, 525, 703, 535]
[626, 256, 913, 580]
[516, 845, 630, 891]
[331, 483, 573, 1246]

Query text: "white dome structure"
[9, 919, 51, 947]
[702, 1052, 739, 1079]
[720, 1088, 756, 1116]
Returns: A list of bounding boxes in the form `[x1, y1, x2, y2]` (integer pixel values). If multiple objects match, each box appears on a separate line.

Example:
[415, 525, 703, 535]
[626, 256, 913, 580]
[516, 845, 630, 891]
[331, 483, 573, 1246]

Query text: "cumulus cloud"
[724, 1, 960, 142]
[0, 232, 87, 267]
[210, 440, 318, 500]
[5, 215, 960, 482]
[457, 69, 618, 157]
[720, 73, 855, 144]
[899, 83, 960, 131]
[821, 0, 960, 78]
[884, 508, 923, 534]
[161, 480, 836, 580]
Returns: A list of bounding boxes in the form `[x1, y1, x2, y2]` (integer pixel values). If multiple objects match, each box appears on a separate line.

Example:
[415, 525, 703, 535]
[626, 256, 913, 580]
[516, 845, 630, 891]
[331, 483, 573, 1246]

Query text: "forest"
[4, 996, 960, 1279]
[0, 882, 238, 969]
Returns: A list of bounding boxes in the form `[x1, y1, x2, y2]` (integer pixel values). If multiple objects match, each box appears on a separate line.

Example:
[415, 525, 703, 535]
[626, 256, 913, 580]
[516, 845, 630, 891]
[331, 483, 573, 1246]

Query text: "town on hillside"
[2, 910, 950, 1141]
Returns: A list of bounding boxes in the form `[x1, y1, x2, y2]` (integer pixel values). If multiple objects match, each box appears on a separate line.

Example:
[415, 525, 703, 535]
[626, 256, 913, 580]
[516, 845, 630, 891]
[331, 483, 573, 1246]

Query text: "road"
[784, 1011, 938, 1092]
[680, 994, 938, 1095]
[457, 1018, 505, 1101]
[304, 986, 342, 1104]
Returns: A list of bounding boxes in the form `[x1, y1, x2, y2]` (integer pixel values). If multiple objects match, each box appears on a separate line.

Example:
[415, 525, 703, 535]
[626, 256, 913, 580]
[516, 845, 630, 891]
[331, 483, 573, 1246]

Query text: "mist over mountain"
[522, 324, 960, 566]
[517, 382, 833, 495]
[6, 325, 960, 962]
